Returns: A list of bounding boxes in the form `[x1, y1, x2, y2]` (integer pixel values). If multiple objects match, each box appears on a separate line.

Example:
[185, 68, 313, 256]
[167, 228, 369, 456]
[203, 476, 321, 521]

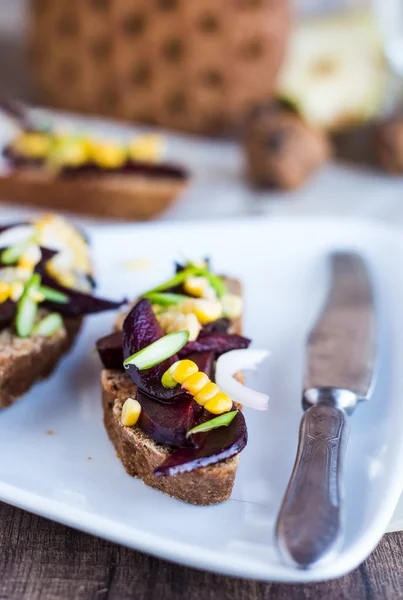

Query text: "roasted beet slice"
[130, 352, 212, 447]
[96, 331, 124, 369]
[43, 288, 124, 316]
[154, 409, 247, 476]
[39, 271, 124, 316]
[179, 332, 250, 358]
[137, 390, 202, 447]
[38, 247, 59, 264]
[96, 334, 215, 376]
[0, 299, 16, 331]
[32, 247, 60, 274]
[34, 247, 96, 290]
[201, 317, 231, 334]
[123, 298, 190, 402]
[188, 350, 214, 379]
[60, 160, 188, 181]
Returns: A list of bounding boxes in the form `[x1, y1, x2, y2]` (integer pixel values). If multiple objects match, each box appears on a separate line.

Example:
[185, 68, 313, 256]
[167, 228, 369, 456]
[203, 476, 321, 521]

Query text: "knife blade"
[275, 252, 376, 569]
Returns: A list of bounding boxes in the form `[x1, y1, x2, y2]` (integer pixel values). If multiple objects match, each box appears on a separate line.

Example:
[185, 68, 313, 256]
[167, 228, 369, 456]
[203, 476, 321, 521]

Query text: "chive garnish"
[143, 292, 188, 306]
[142, 266, 227, 298]
[32, 313, 63, 336]
[123, 330, 189, 370]
[142, 267, 200, 296]
[202, 271, 227, 298]
[38, 285, 69, 303]
[1, 239, 32, 265]
[186, 410, 238, 438]
[15, 273, 41, 338]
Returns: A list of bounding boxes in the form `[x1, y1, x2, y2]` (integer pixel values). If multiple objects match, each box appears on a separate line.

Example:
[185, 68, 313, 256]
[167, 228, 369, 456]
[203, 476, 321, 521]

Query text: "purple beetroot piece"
[96, 331, 124, 369]
[179, 332, 250, 358]
[136, 390, 202, 447]
[40, 270, 125, 316]
[201, 317, 231, 334]
[129, 351, 214, 447]
[122, 298, 191, 402]
[154, 409, 248, 476]
[0, 299, 16, 331]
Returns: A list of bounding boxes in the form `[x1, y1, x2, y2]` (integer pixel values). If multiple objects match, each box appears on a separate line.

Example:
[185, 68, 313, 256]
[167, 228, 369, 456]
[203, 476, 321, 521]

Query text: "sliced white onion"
[215, 349, 270, 411]
[0, 225, 34, 248]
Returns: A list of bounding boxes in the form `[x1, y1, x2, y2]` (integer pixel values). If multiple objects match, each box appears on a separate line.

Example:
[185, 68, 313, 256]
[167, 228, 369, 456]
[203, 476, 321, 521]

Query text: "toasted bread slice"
[0, 168, 188, 221]
[101, 277, 244, 505]
[0, 311, 82, 408]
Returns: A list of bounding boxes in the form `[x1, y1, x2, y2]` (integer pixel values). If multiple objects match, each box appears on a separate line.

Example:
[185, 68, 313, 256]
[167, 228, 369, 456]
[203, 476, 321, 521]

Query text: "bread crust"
[0, 168, 188, 221]
[0, 313, 82, 408]
[101, 277, 244, 505]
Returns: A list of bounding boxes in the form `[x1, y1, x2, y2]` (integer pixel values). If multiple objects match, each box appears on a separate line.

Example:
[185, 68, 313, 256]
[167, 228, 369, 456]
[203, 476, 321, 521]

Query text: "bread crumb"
[46, 430, 54, 435]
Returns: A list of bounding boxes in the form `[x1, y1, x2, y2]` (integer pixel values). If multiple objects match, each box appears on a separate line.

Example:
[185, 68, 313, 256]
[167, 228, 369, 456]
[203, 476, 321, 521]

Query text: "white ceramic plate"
[0, 217, 403, 583]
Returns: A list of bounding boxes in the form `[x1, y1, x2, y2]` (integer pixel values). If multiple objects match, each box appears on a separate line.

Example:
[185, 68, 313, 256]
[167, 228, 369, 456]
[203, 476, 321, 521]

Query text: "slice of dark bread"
[101, 277, 244, 505]
[0, 311, 82, 408]
[0, 168, 188, 221]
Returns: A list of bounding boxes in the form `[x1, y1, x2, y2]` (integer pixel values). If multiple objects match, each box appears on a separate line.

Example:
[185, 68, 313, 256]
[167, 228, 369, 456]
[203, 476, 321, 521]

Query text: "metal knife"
[275, 252, 376, 569]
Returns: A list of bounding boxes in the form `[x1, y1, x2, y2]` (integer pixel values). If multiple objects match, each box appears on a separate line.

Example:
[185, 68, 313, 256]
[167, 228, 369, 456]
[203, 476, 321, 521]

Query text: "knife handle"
[276, 400, 349, 568]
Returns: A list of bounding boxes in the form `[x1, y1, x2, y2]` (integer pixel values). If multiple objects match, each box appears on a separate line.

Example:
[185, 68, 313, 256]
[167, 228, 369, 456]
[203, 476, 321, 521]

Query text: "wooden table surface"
[2, 23, 403, 600]
[0, 501, 402, 600]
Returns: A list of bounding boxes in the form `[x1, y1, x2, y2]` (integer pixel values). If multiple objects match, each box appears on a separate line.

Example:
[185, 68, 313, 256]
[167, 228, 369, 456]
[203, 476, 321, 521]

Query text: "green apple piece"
[276, 11, 387, 131]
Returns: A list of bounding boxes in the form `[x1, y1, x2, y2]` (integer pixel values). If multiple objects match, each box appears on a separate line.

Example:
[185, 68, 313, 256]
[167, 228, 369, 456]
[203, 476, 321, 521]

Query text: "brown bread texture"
[0, 312, 82, 408]
[0, 168, 188, 221]
[101, 277, 244, 505]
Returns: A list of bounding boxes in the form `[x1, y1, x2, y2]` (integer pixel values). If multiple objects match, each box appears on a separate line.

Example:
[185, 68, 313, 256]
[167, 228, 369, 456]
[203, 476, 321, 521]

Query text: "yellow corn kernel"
[158, 311, 201, 341]
[128, 134, 165, 162]
[221, 293, 243, 319]
[192, 259, 208, 269]
[194, 382, 220, 406]
[121, 397, 142, 426]
[0, 282, 10, 303]
[152, 304, 163, 315]
[157, 311, 182, 331]
[48, 139, 88, 168]
[89, 141, 127, 168]
[17, 258, 34, 271]
[170, 299, 196, 315]
[17, 244, 41, 271]
[204, 392, 233, 415]
[171, 298, 222, 323]
[192, 299, 222, 325]
[10, 281, 24, 302]
[45, 262, 76, 289]
[184, 313, 201, 341]
[182, 372, 210, 395]
[171, 360, 199, 384]
[35, 214, 92, 281]
[12, 132, 51, 159]
[34, 214, 55, 233]
[183, 276, 216, 300]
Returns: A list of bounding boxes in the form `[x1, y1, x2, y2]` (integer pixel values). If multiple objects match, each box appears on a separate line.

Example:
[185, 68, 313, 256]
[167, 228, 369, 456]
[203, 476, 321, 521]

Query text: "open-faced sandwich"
[97, 261, 269, 505]
[0, 215, 124, 407]
[0, 102, 189, 220]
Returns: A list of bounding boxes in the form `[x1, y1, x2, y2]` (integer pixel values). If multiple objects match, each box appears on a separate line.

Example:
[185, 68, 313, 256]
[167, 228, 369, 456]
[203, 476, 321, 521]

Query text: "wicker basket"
[28, 0, 290, 135]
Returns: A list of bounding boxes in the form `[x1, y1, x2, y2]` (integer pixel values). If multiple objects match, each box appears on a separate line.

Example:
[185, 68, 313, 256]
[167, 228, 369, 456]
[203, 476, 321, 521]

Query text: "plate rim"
[1, 214, 403, 583]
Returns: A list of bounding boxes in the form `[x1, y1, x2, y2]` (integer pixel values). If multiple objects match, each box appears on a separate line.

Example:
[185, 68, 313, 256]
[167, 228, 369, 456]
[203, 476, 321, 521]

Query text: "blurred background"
[0, 0, 402, 223]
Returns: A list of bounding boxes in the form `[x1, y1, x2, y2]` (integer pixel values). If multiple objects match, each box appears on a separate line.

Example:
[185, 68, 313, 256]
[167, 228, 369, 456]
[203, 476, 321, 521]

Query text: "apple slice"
[277, 11, 386, 131]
